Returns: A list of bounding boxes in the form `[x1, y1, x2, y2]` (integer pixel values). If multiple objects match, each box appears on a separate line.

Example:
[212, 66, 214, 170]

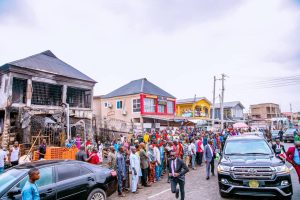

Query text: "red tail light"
[110, 170, 117, 177]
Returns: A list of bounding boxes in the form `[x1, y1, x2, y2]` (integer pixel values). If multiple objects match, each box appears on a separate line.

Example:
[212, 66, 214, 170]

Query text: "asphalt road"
[109, 142, 299, 200]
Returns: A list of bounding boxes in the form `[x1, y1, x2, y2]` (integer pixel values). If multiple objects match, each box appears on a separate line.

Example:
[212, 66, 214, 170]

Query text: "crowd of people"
[94, 128, 234, 199]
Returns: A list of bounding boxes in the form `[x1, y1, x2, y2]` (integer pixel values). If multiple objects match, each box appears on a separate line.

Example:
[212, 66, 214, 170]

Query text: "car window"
[57, 164, 81, 182]
[16, 167, 54, 189]
[225, 140, 272, 155]
[0, 169, 27, 192]
[81, 165, 92, 175]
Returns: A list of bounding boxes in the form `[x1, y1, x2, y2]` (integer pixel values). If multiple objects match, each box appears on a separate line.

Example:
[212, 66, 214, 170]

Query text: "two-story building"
[176, 97, 211, 120]
[93, 78, 176, 134]
[212, 101, 245, 122]
[0, 50, 96, 148]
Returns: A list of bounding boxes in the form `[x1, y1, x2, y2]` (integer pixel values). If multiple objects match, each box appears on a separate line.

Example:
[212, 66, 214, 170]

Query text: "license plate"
[249, 180, 259, 188]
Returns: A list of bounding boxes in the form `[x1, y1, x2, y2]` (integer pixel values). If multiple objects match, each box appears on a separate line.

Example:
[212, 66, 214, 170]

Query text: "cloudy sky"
[0, 0, 300, 112]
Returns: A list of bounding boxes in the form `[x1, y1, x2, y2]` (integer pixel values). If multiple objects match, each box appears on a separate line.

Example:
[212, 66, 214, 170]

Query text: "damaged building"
[0, 50, 96, 149]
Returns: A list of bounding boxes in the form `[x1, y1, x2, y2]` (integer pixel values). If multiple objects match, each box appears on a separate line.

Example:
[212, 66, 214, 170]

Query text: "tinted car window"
[225, 139, 272, 155]
[16, 167, 54, 189]
[0, 169, 27, 192]
[57, 164, 81, 182]
[81, 165, 92, 175]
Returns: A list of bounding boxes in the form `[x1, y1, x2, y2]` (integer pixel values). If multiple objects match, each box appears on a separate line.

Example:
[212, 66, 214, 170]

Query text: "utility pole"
[290, 103, 293, 127]
[220, 74, 225, 130]
[212, 76, 216, 130]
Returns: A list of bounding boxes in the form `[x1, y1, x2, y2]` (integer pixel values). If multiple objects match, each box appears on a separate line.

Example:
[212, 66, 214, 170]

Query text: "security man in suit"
[168, 151, 189, 200]
[204, 139, 215, 180]
[272, 137, 286, 158]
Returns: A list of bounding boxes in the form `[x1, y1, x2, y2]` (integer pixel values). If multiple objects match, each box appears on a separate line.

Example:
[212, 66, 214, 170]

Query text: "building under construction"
[0, 50, 96, 150]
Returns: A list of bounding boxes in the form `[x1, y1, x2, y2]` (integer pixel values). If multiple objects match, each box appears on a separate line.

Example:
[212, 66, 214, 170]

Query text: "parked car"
[271, 130, 280, 140]
[0, 160, 117, 200]
[283, 128, 298, 143]
[218, 135, 293, 199]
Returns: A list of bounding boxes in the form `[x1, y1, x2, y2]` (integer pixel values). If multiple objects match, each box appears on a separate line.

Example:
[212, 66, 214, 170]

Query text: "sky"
[0, 0, 300, 112]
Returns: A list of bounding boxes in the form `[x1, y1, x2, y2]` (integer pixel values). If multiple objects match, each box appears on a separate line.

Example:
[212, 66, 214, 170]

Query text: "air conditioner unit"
[108, 103, 113, 108]
[122, 110, 127, 115]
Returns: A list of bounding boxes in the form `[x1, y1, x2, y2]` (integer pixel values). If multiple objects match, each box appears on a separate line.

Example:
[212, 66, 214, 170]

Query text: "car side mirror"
[8, 188, 21, 198]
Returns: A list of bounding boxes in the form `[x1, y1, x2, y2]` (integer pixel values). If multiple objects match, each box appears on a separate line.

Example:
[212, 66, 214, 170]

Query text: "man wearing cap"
[130, 147, 141, 193]
[168, 151, 189, 200]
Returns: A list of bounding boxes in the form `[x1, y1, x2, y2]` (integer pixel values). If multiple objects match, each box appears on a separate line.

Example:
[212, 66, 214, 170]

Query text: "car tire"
[87, 188, 106, 200]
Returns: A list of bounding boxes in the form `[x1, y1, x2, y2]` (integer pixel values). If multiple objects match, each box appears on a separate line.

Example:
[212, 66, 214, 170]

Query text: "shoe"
[137, 186, 143, 189]
[132, 191, 139, 194]
[118, 194, 126, 197]
[175, 189, 179, 199]
[206, 177, 210, 180]
[144, 184, 151, 187]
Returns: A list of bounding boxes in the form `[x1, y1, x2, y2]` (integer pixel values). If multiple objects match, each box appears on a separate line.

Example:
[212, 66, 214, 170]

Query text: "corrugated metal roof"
[177, 97, 212, 105]
[103, 78, 176, 99]
[2, 50, 96, 83]
[214, 101, 245, 109]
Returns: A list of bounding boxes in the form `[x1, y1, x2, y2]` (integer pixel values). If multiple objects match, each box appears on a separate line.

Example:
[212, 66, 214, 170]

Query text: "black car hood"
[221, 155, 283, 167]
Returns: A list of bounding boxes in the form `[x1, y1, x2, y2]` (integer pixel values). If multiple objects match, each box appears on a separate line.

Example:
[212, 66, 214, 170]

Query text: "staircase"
[1, 121, 10, 149]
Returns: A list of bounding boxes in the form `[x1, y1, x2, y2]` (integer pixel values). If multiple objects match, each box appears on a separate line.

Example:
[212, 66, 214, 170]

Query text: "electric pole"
[290, 103, 293, 127]
[212, 76, 216, 130]
[221, 74, 225, 130]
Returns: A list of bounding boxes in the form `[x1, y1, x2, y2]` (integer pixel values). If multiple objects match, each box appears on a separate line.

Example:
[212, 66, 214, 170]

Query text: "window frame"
[167, 101, 174, 114]
[116, 100, 123, 110]
[132, 98, 141, 113]
[143, 98, 156, 113]
[158, 105, 165, 113]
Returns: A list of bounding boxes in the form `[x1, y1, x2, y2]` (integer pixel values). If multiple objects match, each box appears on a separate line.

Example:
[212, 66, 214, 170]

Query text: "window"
[12, 78, 27, 104]
[32, 81, 62, 106]
[132, 99, 140, 112]
[104, 102, 108, 108]
[67, 87, 91, 108]
[16, 167, 54, 189]
[116, 100, 123, 109]
[158, 105, 165, 113]
[57, 164, 81, 182]
[144, 98, 155, 113]
[167, 101, 174, 114]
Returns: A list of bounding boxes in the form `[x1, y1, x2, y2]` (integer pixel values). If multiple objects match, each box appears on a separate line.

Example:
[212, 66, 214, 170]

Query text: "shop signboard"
[158, 96, 167, 105]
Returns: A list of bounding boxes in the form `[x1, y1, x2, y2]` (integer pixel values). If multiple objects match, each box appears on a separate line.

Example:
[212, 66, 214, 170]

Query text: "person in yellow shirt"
[144, 132, 150, 143]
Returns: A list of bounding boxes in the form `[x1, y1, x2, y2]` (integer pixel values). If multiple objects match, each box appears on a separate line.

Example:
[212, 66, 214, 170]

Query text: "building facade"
[176, 97, 211, 120]
[0, 50, 96, 148]
[93, 78, 176, 134]
[213, 101, 245, 121]
[250, 103, 281, 119]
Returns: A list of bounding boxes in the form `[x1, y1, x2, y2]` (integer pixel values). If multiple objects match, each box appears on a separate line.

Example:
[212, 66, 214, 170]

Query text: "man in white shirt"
[0, 145, 8, 174]
[10, 141, 20, 166]
[189, 139, 197, 170]
[153, 142, 161, 181]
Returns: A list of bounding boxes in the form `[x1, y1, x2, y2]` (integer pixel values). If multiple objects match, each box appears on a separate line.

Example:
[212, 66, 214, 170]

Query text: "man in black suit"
[168, 151, 189, 200]
[272, 137, 286, 158]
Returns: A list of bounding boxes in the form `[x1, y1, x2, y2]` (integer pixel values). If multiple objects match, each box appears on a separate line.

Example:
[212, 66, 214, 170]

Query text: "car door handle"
[88, 177, 94, 181]
[46, 189, 53, 194]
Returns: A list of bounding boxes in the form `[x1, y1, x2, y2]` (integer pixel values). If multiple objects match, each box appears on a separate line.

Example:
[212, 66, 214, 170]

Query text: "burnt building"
[0, 50, 96, 148]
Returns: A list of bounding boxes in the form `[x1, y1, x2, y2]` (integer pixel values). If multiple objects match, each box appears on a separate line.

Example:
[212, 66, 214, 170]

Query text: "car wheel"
[87, 188, 106, 200]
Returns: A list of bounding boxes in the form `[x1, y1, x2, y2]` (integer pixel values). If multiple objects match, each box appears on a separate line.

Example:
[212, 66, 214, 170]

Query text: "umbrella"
[233, 122, 249, 129]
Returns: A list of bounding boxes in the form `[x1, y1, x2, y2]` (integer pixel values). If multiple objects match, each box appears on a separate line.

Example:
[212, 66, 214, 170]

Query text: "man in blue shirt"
[22, 168, 40, 200]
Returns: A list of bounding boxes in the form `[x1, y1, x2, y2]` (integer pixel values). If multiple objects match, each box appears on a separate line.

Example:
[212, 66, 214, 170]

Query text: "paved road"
[109, 142, 299, 200]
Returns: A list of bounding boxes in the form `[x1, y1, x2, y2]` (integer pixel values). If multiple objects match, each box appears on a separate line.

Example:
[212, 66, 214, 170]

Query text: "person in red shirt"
[286, 142, 300, 183]
[87, 148, 100, 165]
[196, 137, 204, 166]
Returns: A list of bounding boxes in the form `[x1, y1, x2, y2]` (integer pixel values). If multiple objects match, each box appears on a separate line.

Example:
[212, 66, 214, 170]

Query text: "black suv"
[0, 160, 117, 200]
[218, 135, 293, 199]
